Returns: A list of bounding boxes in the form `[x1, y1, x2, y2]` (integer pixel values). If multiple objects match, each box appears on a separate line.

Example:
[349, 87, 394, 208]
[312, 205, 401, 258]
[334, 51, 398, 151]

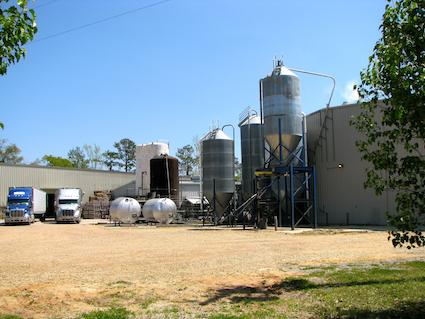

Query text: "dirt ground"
[0, 220, 424, 318]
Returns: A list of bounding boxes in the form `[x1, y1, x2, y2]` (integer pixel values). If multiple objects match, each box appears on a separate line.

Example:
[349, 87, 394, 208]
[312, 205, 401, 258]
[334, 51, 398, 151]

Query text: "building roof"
[0, 163, 135, 175]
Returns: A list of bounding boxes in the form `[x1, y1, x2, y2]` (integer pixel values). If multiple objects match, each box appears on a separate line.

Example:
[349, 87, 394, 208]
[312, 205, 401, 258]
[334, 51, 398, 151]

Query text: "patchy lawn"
[3, 261, 425, 319]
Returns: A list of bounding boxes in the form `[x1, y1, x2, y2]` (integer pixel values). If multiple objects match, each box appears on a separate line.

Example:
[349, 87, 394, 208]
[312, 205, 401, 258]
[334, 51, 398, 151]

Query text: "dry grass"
[0, 220, 424, 318]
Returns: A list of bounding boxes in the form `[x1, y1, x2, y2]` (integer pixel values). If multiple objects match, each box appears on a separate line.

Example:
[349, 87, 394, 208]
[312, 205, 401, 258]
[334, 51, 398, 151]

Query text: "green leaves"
[0, 138, 23, 164]
[351, 0, 425, 248]
[113, 138, 136, 172]
[42, 155, 74, 168]
[176, 144, 198, 176]
[0, 0, 37, 76]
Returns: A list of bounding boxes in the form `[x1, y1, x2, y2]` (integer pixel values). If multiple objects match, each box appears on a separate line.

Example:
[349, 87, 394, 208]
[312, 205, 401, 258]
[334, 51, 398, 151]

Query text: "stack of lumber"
[82, 191, 111, 219]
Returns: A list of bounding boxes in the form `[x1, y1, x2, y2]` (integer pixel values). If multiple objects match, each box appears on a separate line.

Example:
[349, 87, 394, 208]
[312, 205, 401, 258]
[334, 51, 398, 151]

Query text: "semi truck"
[55, 188, 84, 223]
[4, 187, 47, 225]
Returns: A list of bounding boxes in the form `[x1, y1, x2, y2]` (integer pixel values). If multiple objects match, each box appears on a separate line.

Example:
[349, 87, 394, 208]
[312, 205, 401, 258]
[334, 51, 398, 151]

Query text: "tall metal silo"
[239, 114, 264, 201]
[201, 129, 235, 219]
[260, 60, 303, 165]
[150, 155, 179, 205]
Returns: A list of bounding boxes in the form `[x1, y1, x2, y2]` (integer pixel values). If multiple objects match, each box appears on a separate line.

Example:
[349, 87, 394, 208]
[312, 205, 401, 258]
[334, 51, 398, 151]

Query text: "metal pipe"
[165, 156, 171, 198]
[199, 139, 203, 214]
[222, 124, 236, 200]
[290, 165, 295, 231]
[259, 80, 266, 168]
[213, 178, 216, 226]
[288, 67, 336, 108]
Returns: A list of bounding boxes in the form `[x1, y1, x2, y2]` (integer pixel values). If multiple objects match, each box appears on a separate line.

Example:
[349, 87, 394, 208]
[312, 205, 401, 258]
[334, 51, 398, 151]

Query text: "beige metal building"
[0, 164, 135, 211]
[307, 102, 396, 226]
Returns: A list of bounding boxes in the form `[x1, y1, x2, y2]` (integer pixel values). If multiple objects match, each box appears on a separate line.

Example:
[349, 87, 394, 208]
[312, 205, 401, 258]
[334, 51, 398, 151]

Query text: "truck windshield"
[8, 199, 29, 205]
[58, 199, 78, 204]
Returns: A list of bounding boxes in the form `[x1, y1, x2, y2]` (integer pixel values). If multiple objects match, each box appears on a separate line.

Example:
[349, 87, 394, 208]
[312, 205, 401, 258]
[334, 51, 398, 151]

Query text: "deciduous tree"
[351, 0, 425, 248]
[103, 150, 119, 171]
[176, 144, 198, 176]
[113, 138, 136, 172]
[83, 144, 103, 169]
[0, 0, 37, 75]
[68, 147, 89, 169]
[0, 138, 23, 163]
[42, 155, 74, 168]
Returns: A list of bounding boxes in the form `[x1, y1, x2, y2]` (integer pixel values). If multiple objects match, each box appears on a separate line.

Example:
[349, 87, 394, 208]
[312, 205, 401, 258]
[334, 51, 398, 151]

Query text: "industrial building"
[307, 103, 396, 226]
[0, 163, 135, 213]
[0, 59, 398, 227]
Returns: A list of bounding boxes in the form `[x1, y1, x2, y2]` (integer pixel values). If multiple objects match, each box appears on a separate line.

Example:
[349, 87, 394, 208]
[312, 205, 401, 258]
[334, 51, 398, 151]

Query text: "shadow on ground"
[200, 276, 425, 318]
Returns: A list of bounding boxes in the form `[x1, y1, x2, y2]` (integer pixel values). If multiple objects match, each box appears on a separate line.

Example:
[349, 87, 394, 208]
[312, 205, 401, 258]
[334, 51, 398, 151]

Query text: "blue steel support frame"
[259, 115, 317, 229]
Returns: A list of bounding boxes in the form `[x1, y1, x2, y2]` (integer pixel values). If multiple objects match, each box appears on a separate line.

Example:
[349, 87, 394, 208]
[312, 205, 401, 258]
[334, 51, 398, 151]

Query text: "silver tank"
[201, 129, 235, 218]
[142, 198, 176, 224]
[239, 115, 264, 201]
[261, 60, 302, 164]
[110, 197, 141, 224]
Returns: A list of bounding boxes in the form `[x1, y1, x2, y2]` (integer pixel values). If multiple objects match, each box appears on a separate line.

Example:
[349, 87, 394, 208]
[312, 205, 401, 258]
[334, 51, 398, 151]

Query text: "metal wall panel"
[307, 103, 395, 226]
[0, 164, 135, 207]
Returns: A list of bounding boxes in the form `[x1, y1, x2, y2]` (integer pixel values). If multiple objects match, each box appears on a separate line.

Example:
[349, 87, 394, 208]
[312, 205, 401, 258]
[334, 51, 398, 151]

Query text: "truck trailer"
[4, 187, 47, 225]
[55, 188, 84, 223]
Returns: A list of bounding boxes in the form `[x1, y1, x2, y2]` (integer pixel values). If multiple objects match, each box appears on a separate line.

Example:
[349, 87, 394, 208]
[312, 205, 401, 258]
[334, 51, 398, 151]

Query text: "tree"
[113, 138, 136, 172]
[1, 0, 37, 75]
[103, 150, 119, 171]
[351, 0, 425, 248]
[42, 155, 74, 168]
[0, 138, 23, 163]
[1, 0, 37, 128]
[176, 144, 198, 176]
[83, 144, 103, 169]
[68, 147, 89, 169]
[234, 157, 241, 182]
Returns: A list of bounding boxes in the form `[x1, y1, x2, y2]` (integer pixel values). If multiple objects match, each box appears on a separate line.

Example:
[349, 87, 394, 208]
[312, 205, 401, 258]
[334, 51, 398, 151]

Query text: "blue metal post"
[301, 116, 306, 167]
[290, 164, 295, 230]
[278, 118, 283, 164]
[312, 166, 318, 228]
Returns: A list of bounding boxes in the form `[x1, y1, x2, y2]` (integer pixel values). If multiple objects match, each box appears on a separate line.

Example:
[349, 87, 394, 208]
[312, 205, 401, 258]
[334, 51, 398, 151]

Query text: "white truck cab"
[55, 188, 84, 223]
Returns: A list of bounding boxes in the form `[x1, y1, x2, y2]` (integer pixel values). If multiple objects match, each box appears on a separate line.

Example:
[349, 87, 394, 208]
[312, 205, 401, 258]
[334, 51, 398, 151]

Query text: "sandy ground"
[0, 219, 424, 318]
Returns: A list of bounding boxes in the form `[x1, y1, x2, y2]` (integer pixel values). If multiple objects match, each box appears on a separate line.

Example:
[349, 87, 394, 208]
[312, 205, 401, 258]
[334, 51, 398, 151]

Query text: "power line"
[33, 0, 63, 9]
[33, 0, 174, 43]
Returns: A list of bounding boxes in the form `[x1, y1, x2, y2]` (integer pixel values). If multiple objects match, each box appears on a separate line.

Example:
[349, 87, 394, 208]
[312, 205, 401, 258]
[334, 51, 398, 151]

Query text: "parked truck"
[4, 187, 47, 225]
[55, 188, 84, 223]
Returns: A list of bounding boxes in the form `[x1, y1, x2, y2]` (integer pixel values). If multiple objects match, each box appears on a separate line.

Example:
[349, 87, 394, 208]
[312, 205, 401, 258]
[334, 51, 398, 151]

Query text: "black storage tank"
[150, 155, 179, 205]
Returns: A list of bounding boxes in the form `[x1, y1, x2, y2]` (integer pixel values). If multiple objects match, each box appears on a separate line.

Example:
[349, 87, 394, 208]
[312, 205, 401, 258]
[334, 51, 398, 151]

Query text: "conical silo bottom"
[266, 134, 302, 163]
[206, 192, 233, 218]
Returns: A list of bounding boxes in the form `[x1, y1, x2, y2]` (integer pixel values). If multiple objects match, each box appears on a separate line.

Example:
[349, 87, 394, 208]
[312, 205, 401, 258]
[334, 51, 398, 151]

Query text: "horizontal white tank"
[135, 142, 169, 196]
[142, 198, 176, 224]
[110, 197, 141, 224]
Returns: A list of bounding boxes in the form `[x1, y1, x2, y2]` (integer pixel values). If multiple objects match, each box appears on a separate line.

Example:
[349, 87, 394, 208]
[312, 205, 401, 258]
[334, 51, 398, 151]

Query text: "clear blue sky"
[1, 0, 386, 164]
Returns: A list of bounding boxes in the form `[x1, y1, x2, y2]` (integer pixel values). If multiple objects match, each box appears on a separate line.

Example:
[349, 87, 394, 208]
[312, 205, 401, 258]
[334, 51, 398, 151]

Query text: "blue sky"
[0, 0, 386, 164]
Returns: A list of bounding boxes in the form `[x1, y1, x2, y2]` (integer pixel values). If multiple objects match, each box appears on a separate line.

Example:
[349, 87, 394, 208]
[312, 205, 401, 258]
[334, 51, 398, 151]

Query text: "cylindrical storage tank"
[135, 142, 169, 196]
[201, 129, 235, 218]
[150, 155, 179, 205]
[261, 60, 302, 165]
[142, 198, 177, 224]
[239, 115, 264, 201]
[110, 197, 141, 224]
